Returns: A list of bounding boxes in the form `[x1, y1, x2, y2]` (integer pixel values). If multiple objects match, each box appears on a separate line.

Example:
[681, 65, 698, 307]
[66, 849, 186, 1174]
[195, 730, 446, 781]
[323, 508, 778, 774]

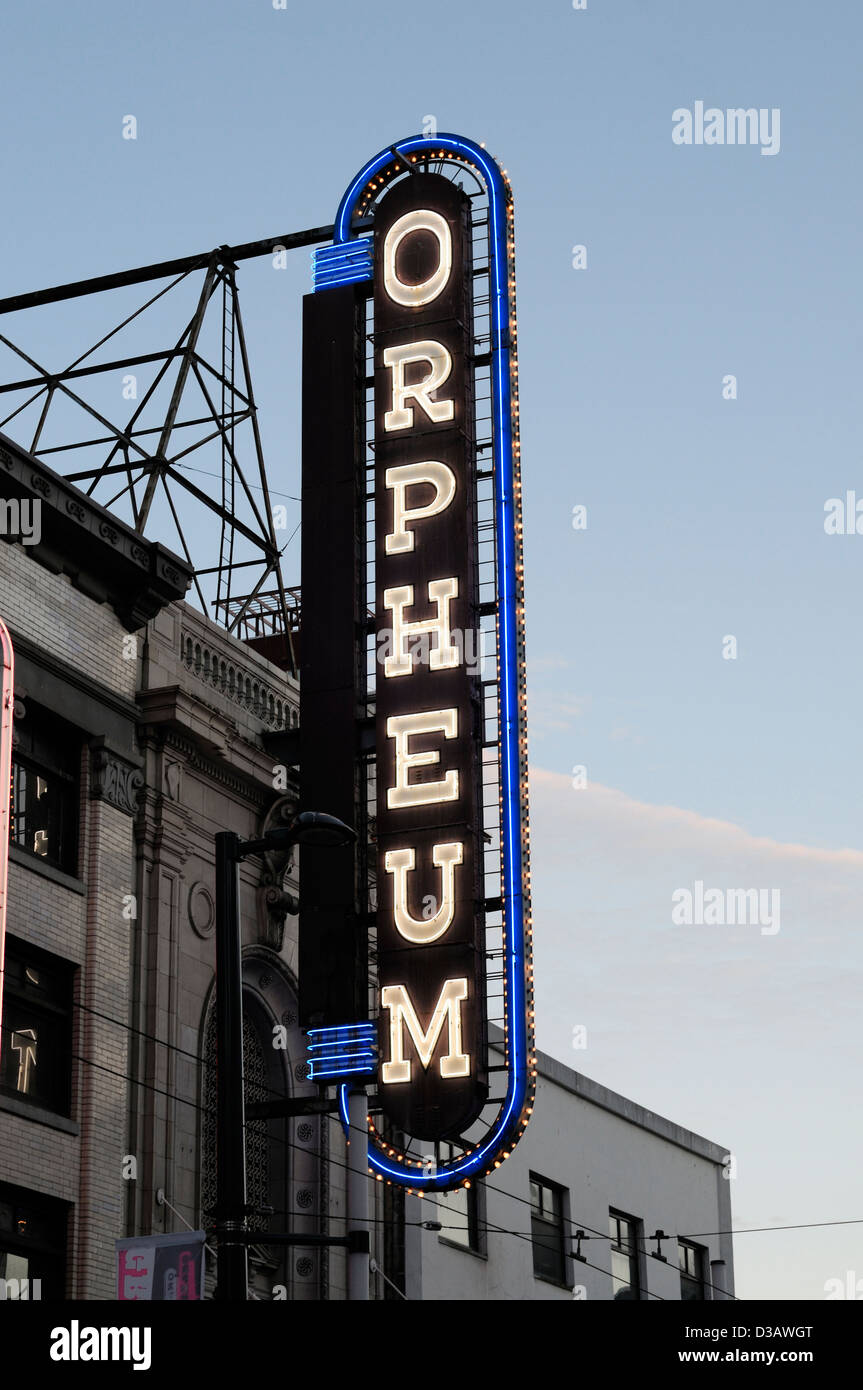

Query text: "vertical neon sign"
[317, 134, 534, 1189]
[373, 173, 487, 1140]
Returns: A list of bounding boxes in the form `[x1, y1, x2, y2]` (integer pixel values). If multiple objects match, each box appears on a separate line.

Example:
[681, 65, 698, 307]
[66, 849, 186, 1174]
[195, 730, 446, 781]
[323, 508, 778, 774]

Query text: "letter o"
[383, 209, 452, 307]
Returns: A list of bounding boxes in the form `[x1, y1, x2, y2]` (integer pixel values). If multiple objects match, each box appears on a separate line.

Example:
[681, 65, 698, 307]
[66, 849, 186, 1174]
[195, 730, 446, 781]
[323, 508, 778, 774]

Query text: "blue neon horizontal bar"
[309, 1045, 377, 1056]
[313, 247, 371, 264]
[313, 240, 373, 292]
[307, 1023, 376, 1033]
[313, 272, 372, 291]
[307, 1026, 376, 1038]
[310, 1064, 376, 1080]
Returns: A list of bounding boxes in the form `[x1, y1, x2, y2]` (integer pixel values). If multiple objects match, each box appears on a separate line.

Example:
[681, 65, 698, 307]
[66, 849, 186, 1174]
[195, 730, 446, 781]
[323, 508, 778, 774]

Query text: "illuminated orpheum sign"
[373, 174, 485, 1140]
[306, 133, 533, 1189]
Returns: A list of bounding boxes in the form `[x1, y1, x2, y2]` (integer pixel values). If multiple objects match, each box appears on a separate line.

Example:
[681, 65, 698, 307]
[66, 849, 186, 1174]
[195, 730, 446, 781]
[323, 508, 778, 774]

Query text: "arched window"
[199, 970, 321, 1300]
[200, 1001, 285, 1296]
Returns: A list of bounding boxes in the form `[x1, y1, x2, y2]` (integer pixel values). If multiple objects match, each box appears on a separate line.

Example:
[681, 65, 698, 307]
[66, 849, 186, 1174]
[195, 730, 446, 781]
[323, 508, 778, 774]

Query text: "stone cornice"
[0, 430, 193, 630]
[138, 688, 288, 805]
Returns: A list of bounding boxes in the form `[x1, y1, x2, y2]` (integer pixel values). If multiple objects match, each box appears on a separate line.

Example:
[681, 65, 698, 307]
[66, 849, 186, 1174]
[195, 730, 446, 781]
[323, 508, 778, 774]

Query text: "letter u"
[385, 842, 463, 943]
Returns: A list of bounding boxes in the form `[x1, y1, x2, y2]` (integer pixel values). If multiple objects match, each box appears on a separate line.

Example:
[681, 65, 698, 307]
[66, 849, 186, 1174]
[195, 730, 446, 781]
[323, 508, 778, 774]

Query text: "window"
[201, 1009, 272, 1235]
[530, 1174, 567, 1284]
[0, 938, 74, 1116]
[609, 1210, 642, 1300]
[200, 996, 293, 1299]
[678, 1240, 706, 1300]
[435, 1143, 481, 1253]
[10, 702, 80, 875]
[0, 1181, 69, 1299]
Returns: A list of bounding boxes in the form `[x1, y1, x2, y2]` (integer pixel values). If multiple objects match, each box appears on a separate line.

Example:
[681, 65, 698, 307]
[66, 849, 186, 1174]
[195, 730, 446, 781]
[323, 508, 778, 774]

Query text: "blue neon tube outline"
[334, 134, 528, 1189]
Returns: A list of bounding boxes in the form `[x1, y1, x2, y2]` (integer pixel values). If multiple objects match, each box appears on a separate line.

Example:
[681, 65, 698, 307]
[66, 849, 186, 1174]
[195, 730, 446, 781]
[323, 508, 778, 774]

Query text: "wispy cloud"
[529, 768, 863, 869]
[527, 695, 589, 733]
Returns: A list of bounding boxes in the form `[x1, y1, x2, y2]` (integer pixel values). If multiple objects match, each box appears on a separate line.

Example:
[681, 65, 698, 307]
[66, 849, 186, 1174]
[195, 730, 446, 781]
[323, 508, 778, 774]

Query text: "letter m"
[381, 979, 469, 1083]
[727, 108, 758, 144]
[102, 1328, 129, 1360]
[726, 888, 759, 924]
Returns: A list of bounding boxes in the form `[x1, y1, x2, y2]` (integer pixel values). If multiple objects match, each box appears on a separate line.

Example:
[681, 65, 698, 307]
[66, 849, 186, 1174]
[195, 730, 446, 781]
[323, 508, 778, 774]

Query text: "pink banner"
[0, 618, 13, 1068]
[116, 1233, 206, 1300]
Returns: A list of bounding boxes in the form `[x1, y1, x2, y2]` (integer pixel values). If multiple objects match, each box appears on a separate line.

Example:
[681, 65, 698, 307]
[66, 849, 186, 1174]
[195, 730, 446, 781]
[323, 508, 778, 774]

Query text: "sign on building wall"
[0, 618, 13, 1067]
[305, 134, 534, 1190]
[373, 173, 487, 1140]
[116, 1233, 206, 1300]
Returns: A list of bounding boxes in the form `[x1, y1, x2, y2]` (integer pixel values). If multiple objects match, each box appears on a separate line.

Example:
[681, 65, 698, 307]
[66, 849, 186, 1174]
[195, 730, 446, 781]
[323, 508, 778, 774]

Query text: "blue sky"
[1, 0, 861, 1301]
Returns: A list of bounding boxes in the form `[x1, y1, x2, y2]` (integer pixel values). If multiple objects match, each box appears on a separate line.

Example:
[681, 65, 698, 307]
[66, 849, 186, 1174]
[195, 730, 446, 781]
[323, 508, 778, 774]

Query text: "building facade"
[1, 429, 734, 1302]
[0, 428, 192, 1298]
[408, 1029, 734, 1302]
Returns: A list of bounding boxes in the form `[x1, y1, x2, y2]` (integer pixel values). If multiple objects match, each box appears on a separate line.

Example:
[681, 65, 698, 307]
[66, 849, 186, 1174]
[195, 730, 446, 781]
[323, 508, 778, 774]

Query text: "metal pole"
[214, 831, 249, 1300]
[0, 224, 335, 317]
[710, 1259, 728, 1301]
[347, 1087, 369, 1300]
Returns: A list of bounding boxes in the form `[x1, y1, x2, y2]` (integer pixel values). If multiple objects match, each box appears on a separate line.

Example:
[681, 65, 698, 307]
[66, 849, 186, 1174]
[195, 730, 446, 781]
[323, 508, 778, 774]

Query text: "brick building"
[0, 427, 191, 1296]
[0, 428, 353, 1299]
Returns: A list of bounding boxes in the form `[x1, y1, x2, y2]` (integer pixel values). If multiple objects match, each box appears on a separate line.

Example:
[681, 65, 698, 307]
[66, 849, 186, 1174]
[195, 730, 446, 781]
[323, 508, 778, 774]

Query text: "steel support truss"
[0, 226, 332, 666]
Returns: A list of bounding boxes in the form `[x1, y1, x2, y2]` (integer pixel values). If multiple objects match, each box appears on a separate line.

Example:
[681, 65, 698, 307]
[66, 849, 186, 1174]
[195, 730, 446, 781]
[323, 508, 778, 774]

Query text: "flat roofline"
[488, 1024, 729, 1165]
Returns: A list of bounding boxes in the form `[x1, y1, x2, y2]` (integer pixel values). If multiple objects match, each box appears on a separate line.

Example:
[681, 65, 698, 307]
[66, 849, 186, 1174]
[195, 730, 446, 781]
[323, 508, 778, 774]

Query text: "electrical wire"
[417, 1197, 667, 1301]
[65, 1011, 850, 1293]
[173, 459, 300, 503]
[65, 1046, 718, 1299]
[65, 1001, 855, 1294]
[681, 1219, 863, 1238]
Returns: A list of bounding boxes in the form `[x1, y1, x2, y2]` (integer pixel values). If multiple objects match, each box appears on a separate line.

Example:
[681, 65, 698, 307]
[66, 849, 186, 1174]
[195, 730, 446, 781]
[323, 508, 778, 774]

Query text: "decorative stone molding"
[163, 760, 182, 801]
[180, 627, 298, 731]
[137, 693, 285, 809]
[89, 738, 144, 816]
[256, 796, 301, 951]
[188, 881, 216, 939]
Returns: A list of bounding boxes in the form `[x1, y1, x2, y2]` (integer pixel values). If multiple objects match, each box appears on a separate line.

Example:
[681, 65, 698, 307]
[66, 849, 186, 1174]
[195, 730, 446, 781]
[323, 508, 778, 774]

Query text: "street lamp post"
[213, 812, 355, 1301]
[213, 830, 248, 1302]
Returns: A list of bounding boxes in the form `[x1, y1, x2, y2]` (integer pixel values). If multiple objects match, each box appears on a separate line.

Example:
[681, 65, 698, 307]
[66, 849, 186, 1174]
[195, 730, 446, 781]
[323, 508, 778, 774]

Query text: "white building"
[403, 1028, 734, 1302]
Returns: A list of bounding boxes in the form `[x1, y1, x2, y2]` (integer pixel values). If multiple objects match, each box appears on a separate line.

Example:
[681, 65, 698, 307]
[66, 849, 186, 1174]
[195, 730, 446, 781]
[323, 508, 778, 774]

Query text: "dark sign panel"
[298, 287, 367, 1031]
[373, 175, 487, 1138]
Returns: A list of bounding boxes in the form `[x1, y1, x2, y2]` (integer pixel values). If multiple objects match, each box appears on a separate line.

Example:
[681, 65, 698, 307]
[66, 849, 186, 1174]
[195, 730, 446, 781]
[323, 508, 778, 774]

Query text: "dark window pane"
[9, 705, 80, 875]
[531, 1216, 564, 1282]
[0, 1182, 68, 1300]
[530, 1175, 567, 1283]
[679, 1242, 705, 1300]
[610, 1209, 641, 1300]
[611, 1247, 637, 1299]
[0, 942, 73, 1116]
